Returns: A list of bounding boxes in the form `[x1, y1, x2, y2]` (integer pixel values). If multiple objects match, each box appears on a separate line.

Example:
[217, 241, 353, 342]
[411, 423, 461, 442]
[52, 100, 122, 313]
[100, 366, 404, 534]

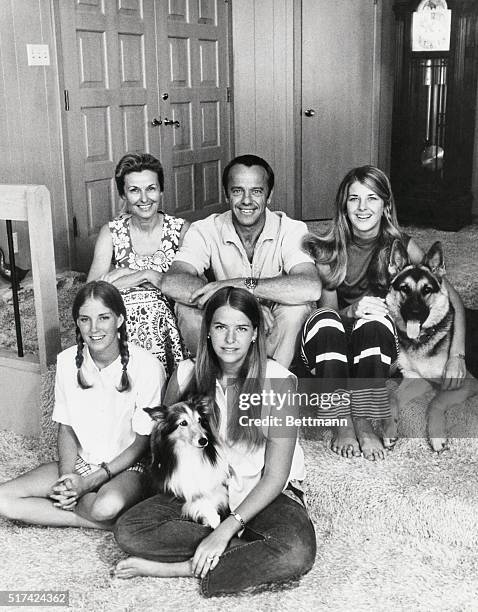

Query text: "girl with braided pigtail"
[118, 330, 130, 392]
[75, 328, 91, 389]
[0, 281, 166, 529]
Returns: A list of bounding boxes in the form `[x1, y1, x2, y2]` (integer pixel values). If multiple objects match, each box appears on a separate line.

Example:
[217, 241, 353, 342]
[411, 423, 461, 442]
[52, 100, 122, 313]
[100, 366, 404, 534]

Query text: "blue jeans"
[114, 492, 316, 597]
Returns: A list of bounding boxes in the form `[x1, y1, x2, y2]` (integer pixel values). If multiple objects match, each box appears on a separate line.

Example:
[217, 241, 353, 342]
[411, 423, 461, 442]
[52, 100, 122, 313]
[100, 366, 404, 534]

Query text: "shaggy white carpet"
[1, 369, 478, 611]
[0, 225, 478, 609]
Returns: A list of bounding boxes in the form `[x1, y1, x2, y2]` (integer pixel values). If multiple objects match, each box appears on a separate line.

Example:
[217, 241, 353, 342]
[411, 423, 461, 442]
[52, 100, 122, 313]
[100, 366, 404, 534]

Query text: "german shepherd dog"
[144, 398, 229, 528]
[385, 240, 478, 452]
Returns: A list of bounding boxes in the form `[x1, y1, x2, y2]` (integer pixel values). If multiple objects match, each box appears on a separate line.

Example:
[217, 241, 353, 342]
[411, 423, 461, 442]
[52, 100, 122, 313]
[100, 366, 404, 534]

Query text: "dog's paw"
[429, 437, 450, 454]
[201, 512, 221, 529]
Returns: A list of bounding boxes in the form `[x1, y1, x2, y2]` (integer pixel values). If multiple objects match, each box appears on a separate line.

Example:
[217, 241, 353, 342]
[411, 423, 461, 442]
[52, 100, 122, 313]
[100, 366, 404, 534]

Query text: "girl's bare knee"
[89, 493, 124, 522]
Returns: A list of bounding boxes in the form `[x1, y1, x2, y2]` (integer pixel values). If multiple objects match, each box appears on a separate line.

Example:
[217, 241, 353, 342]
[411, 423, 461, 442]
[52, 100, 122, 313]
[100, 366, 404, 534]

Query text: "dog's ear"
[189, 395, 214, 414]
[143, 405, 167, 422]
[424, 241, 446, 277]
[388, 239, 409, 277]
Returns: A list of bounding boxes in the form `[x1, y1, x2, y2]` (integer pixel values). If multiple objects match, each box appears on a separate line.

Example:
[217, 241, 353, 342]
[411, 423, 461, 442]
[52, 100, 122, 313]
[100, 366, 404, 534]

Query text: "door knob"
[304, 109, 316, 117]
[151, 117, 162, 126]
[163, 118, 180, 127]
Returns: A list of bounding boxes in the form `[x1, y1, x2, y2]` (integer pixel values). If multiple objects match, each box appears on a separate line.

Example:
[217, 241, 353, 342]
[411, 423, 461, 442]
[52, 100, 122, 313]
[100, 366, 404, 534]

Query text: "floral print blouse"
[109, 213, 185, 273]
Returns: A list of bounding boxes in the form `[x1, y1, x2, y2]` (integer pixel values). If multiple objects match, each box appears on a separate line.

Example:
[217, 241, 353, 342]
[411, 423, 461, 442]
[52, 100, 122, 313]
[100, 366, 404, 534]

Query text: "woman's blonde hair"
[304, 165, 402, 288]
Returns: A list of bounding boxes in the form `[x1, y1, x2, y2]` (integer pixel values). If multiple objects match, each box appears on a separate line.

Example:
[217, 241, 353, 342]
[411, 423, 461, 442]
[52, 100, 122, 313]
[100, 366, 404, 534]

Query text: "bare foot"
[354, 418, 385, 461]
[114, 557, 190, 579]
[382, 417, 398, 450]
[429, 437, 449, 453]
[330, 426, 361, 458]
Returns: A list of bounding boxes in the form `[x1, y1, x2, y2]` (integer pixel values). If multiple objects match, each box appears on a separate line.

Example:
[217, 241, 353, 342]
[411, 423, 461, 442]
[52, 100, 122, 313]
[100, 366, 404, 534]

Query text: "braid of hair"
[75, 329, 92, 389]
[117, 323, 130, 392]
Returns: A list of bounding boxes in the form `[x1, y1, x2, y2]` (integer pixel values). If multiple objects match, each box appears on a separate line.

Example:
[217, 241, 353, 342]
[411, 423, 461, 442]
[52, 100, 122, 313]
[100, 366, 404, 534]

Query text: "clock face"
[412, 2, 451, 52]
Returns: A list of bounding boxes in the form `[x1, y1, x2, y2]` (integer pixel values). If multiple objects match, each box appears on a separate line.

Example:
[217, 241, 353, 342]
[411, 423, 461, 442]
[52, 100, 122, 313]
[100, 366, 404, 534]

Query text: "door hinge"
[72, 215, 78, 238]
[226, 86, 232, 103]
[64, 89, 70, 111]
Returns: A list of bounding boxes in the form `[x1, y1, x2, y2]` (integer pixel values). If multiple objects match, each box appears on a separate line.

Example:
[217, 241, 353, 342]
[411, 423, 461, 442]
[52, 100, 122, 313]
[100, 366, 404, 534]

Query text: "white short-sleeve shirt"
[175, 358, 305, 510]
[173, 208, 314, 280]
[52, 343, 166, 465]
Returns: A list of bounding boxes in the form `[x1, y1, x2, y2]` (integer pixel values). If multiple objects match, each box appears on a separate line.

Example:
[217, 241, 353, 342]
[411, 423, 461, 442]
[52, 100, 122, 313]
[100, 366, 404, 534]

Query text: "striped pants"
[300, 308, 398, 420]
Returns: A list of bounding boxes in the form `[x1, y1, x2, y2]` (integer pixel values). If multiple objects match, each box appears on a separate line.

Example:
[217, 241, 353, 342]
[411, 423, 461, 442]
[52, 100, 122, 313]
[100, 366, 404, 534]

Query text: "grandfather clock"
[391, 0, 478, 230]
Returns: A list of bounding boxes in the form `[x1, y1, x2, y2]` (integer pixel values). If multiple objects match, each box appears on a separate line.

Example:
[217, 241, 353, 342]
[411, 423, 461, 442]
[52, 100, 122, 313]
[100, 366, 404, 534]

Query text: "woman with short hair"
[87, 152, 189, 375]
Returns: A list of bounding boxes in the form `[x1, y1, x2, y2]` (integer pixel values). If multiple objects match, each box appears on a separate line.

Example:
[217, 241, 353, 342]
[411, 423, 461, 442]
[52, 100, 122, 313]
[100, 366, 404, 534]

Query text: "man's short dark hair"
[222, 154, 274, 198]
[115, 152, 164, 197]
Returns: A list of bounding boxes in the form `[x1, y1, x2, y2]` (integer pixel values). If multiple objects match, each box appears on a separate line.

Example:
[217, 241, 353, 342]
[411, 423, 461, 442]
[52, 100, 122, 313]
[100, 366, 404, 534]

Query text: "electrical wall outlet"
[26, 44, 50, 66]
[12, 232, 18, 254]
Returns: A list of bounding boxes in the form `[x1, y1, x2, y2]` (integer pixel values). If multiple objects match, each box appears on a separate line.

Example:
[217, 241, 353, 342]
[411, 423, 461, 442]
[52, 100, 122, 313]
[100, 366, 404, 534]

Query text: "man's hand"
[189, 280, 241, 309]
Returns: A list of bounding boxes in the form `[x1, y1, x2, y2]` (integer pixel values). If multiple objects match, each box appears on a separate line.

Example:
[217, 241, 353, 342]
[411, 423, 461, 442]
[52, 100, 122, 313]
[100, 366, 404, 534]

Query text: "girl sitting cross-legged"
[113, 287, 316, 597]
[0, 280, 166, 529]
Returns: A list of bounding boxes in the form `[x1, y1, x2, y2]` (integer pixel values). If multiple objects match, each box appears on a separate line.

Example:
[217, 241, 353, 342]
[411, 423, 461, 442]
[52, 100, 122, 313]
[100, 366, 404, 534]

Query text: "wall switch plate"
[26, 44, 50, 66]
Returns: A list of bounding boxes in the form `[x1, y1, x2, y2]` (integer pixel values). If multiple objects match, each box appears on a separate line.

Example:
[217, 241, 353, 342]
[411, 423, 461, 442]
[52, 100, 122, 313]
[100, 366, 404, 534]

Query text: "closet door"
[57, 0, 231, 271]
[156, 0, 232, 221]
[300, 0, 381, 220]
[57, 0, 162, 270]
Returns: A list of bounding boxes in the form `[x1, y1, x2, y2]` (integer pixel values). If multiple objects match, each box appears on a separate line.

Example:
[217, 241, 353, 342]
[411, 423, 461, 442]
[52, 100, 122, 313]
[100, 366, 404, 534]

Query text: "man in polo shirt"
[162, 154, 322, 367]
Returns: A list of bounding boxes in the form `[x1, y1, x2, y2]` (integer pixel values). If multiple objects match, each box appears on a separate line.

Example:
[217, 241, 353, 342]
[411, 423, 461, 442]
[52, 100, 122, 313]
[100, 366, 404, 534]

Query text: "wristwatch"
[244, 277, 258, 293]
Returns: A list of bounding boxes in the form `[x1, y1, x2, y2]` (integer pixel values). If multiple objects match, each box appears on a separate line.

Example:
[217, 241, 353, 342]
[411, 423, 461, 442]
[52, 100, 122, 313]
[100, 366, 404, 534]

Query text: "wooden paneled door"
[155, 0, 231, 222]
[300, 0, 381, 220]
[56, 0, 231, 271]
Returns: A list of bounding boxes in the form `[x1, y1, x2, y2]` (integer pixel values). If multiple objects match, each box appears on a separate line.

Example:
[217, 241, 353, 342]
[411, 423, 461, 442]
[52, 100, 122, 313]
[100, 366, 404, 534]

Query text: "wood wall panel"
[0, 0, 68, 269]
[171, 102, 191, 150]
[121, 104, 147, 152]
[199, 39, 218, 86]
[168, 0, 187, 22]
[77, 0, 103, 10]
[200, 101, 219, 147]
[172, 164, 194, 213]
[473, 82, 478, 216]
[119, 33, 144, 86]
[169, 36, 190, 86]
[378, 0, 396, 175]
[231, 0, 295, 215]
[118, 0, 140, 14]
[77, 31, 106, 86]
[199, 0, 216, 25]
[201, 160, 220, 206]
[82, 106, 110, 161]
[85, 177, 114, 234]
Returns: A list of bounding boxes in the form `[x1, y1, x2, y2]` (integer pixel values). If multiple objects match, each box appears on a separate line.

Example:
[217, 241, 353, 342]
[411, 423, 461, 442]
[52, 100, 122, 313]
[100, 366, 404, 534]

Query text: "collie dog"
[144, 398, 229, 528]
